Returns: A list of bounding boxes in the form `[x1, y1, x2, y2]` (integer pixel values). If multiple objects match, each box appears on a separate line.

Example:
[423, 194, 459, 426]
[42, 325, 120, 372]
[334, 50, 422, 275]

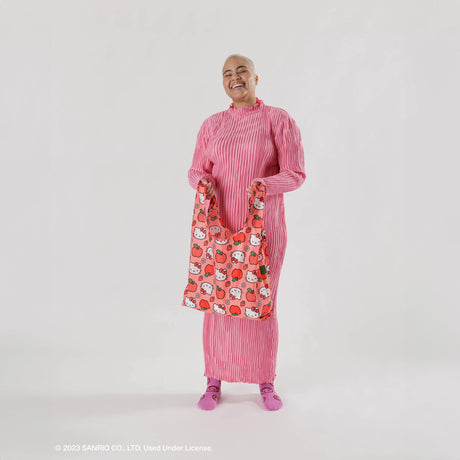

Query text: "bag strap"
[197, 180, 208, 198]
[198, 180, 266, 229]
[247, 182, 266, 222]
[193, 180, 210, 224]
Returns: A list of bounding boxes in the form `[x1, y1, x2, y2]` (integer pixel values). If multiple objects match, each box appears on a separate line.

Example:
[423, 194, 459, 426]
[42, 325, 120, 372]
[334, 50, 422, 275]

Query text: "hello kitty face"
[246, 270, 258, 283]
[215, 236, 229, 245]
[253, 197, 264, 210]
[209, 225, 222, 236]
[189, 262, 201, 274]
[200, 282, 213, 295]
[184, 297, 196, 308]
[213, 303, 226, 315]
[229, 287, 242, 300]
[259, 286, 270, 299]
[199, 192, 205, 204]
[231, 250, 245, 263]
[215, 268, 227, 281]
[245, 306, 260, 319]
[193, 227, 206, 240]
[206, 247, 213, 259]
[250, 234, 261, 246]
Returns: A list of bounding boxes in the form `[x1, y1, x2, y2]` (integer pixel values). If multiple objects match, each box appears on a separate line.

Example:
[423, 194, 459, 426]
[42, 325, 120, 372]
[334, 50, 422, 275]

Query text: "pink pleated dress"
[187, 98, 306, 384]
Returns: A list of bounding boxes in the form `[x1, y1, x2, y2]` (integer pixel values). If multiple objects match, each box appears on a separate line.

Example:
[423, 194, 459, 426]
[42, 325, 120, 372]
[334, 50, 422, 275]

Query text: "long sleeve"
[187, 118, 216, 190]
[253, 112, 306, 195]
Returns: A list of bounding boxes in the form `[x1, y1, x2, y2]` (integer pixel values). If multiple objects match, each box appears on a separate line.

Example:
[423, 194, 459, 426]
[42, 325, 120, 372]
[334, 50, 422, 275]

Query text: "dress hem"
[203, 369, 277, 385]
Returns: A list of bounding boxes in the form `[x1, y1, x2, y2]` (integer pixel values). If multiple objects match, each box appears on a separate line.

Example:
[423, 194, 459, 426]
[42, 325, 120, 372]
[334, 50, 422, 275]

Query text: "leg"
[197, 376, 222, 410]
[259, 382, 283, 411]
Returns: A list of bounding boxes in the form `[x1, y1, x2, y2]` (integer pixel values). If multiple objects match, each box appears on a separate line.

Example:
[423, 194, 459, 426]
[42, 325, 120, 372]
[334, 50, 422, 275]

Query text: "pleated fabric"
[187, 98, 306, 384]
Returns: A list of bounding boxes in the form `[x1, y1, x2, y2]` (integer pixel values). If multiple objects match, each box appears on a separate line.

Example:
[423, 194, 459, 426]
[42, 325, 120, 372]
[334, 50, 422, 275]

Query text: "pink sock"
[197, 377, 221, 410]
[259, 382, 283, 410]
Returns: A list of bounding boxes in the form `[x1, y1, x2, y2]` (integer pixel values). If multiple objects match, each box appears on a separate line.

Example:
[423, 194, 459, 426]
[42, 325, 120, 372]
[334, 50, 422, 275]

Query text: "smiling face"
[222, 55, 259, 108]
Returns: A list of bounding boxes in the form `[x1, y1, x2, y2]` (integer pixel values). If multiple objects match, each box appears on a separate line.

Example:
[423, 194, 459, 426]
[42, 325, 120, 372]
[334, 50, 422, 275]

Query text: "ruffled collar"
[228, 97, 264, 114]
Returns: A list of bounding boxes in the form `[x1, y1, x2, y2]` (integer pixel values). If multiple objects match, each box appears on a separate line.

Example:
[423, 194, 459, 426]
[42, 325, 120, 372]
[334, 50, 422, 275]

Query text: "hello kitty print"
[182, 180, 273, 321]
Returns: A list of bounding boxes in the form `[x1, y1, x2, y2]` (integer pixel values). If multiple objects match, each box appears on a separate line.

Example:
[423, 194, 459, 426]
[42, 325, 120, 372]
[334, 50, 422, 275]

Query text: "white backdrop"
[1, 1, 459, 459]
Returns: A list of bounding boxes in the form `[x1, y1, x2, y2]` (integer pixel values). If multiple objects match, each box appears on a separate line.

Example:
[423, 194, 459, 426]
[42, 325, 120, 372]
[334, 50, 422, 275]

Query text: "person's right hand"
[201, 178, 215, 198]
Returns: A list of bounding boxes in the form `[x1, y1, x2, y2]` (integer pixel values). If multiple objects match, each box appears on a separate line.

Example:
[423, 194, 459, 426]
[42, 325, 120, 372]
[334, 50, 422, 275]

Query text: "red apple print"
[205, 265, 214, 277]
[187, 279, 197, 292]
[246, 288, 256, 301]
[246, 227, 251, 233]
[227, 244, 232, 250]
[249, 251, 258, 264]
[198, 275, 203, 281]
[262, 304, 271, 316]
[210, 296, 215, 302]
[191, 244, 202, 258]
[216, 286, 225, 299]
[225, 281, 231, 287]
[252, 215, 262, 227]
[198, 210, 206, 222]
[199, 299, 210, 310]
[240, 300, 246, 306]
[215, 250, 227, 263]
[229, 305, 241, 316]
[233, 233, 245, 245]
[231, 269, 243, 282]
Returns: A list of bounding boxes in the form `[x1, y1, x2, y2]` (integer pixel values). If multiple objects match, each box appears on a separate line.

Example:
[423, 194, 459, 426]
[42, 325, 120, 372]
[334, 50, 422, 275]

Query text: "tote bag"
[182, 179, 273, 321]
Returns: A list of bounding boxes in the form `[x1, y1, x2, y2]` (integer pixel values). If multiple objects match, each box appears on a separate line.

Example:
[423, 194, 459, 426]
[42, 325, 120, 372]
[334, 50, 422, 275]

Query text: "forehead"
[222, 57, 251, 73]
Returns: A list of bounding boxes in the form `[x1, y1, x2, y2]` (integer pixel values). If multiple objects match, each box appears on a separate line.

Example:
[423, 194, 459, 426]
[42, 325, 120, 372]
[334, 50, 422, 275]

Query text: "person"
[187, 54, 306, 411]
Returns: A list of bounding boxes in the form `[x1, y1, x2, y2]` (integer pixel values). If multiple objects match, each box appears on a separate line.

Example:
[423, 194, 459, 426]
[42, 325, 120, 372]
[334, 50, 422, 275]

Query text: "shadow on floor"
[0, 391, 265, 418]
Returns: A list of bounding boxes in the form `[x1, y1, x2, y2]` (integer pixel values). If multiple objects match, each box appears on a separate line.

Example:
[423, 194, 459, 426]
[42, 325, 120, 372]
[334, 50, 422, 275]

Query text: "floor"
[0, 361, 457, 460]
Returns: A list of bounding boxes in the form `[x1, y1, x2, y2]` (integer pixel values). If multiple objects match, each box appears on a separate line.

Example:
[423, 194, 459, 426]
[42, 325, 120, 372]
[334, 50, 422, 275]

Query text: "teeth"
[232, 84, 243, 89]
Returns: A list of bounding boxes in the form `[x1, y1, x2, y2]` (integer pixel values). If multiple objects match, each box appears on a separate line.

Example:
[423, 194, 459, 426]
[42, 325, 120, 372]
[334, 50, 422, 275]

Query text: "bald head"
[222, 54, 256, 73]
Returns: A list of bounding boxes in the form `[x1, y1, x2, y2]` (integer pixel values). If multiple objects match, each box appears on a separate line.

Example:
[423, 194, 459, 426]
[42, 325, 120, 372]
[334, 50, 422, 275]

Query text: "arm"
[253, 112, 306, 195]
[187, 118, 216, 190]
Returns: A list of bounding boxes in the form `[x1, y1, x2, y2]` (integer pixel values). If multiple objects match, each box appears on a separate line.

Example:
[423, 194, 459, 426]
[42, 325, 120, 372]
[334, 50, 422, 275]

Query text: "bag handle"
[195, 180, 210, 212]
[199, 180, 266, 229]
[247, 181, 266, 222]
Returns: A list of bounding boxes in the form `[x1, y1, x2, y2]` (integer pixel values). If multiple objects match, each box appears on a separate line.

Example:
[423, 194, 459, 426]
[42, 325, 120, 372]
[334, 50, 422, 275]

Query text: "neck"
[233, 96, 257, 108]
